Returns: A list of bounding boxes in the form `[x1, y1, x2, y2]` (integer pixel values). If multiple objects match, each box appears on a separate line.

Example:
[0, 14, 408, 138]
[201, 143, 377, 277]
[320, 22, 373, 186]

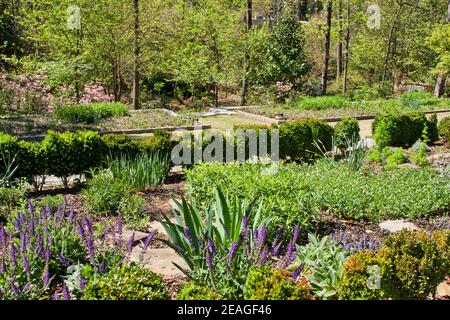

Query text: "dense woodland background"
[1, 0, 449, 110]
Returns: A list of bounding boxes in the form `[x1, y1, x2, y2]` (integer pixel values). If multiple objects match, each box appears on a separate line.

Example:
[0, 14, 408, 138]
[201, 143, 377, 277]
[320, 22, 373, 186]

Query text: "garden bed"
[0, 109, 192, 137]
[242, 95, 450, 121]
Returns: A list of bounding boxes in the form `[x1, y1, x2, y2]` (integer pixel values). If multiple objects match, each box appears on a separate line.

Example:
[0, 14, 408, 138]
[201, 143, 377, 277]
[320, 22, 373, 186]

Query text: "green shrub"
[82, 169, 132, 215]
[176, 282, 223, 300]
[289, 96, 348, 110]
[244, 266, 313, 300]
[139, 130, 175, 154]
[0, 133, 19, 174]
[55, 102, 128, 124]
[279, 118, 334, 160]
[118, 194, 146, 229]
[41, 130, 105, 180]
[372, 112, 439, 146]
[338, 230, 450, 300]
[379, 230, 448, 300]
[438, 117, 450, 142]
[81, 264, 168, 300]
[385, 147, 408, 170]
[185, 162, 313, 235]
[337, 250, 384, 300]
[102, 134, 140, 157]
[334, 117, 360, 147]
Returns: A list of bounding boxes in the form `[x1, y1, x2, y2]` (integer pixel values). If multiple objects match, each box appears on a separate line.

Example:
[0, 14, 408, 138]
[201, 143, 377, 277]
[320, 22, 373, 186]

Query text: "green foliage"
[81, 264, 168, 300]
[385, 148, 408, 170]
[380, 230, 449, 300]
[338, 230, 450, 300]
[438, 117, 450, 142]
[337, 250, 384, 300]
[334, 117, 361, 147]
[176, 282, 222, 300]
[106, 152, 171, 192]
[102, 134, 140, 158]
[41, 130, 105, 180]
[82, 169, 132, 216]
[372, 112, 439, 147]
[294, 234, 348, 300]
[55, 102, 128, 124]
[187, 160, 449, 223]
[244, 266, 312, 300]
[159, 188, 270, 300]
[398, 92, 441, 108]
[118, 194, 146, 230]
[288, 96, 348, 111]
[253, 13, 308, 86]
[185, 162, 313, 235]
[279, 118, 334, 161]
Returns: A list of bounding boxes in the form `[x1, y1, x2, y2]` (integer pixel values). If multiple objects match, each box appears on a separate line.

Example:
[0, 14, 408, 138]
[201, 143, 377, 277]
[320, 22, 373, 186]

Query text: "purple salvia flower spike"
[68, 207, 75, 221]
[183, 227, 192, 244]
[206, 251, 213, 269]
[227, 242, 239, 262]
[62, 284, 71, 300]
[128, 232, 135, 255]
[207, 238, 217, 254]
[292, 225, 300, 244]
[116, 220, 123, 239]
[143, 233, 153, 252]
[292, 263, 305, 279]
[272, 226, 285, 249]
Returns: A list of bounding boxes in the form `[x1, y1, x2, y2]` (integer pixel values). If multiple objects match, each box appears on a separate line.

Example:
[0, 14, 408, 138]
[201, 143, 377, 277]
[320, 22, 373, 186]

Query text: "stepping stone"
[379, 220, 420, 234]
[131, 247, 188, 277]
[121, 230, 151, 246]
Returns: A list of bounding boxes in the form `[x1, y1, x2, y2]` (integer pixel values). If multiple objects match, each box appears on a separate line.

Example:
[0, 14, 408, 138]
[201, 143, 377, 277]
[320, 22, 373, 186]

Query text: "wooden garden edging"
[17, 124, 212, 142]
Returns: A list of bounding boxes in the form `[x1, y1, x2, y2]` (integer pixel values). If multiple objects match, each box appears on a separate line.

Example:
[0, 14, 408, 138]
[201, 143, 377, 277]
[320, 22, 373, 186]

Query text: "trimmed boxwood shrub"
[81, 264, 168, 300]
[40, 130, 105, 179]
[0, 130, 174, 182]
[372, 112, 439, 147]
[102, 133, 140, 157]
[244, 266, 313, 300]
[338, 230, 450, 300]
[334, 117, 360, 147]
[176, 282, 223, 300]
[279, 118, 334, 160]
[438, 117, 450, 142]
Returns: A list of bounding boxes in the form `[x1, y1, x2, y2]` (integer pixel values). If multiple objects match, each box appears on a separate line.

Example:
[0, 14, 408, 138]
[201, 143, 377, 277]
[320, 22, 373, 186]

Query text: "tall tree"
[320, 0, 332, 95]
[433, 0, 450, 97]
[343, 0, 351, 93]
[132, 0, 140, 109]
[240, 0, 253, 106]
[336, 0, 343, 89]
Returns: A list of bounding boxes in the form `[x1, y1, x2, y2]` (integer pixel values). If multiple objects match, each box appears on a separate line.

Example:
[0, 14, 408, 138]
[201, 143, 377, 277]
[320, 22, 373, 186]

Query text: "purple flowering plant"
[159, 188, 303, 300]
[0, 200, 125, 300]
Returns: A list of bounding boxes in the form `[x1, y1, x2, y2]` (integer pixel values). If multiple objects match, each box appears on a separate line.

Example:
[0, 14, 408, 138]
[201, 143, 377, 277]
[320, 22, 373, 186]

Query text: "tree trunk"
[240, 0, 252, 106]
[336, 0, 343, 91]
[434, 0, 450, 97]
[132, 0, 141, 110]
[343, 0, 351, 93]
[382, 4, 403, 83]
[320, 1, 332, 96]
